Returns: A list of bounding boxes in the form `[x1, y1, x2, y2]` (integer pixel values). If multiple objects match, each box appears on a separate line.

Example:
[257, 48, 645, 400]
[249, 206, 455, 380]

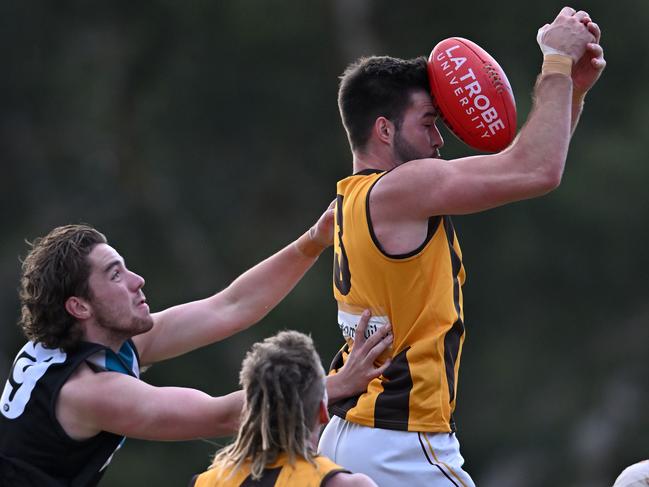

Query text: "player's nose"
[432, 125, 444, 150]
[128, 270, 145, 290]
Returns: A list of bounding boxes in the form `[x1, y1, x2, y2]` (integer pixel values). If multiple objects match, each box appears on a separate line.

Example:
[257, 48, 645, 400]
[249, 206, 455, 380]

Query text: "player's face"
[393, 90, 444, 164]
[85, 244, 153, 338]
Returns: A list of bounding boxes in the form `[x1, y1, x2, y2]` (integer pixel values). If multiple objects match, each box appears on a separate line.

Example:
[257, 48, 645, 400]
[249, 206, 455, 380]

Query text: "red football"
[427, 37, 516, 153]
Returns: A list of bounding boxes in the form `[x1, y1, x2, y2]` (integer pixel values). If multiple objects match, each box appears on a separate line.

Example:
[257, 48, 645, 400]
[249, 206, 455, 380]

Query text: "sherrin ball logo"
[427, 37, 517, 153]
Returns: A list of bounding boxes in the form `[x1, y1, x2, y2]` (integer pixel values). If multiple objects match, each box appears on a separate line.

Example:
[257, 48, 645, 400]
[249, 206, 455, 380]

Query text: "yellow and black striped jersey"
[330, 168, 466, 433]
[190, 454, 348, 487]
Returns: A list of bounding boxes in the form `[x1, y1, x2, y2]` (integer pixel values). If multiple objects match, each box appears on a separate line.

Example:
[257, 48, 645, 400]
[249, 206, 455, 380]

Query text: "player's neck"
[80, 319, 129, 353]
[352, 146, 397, 174]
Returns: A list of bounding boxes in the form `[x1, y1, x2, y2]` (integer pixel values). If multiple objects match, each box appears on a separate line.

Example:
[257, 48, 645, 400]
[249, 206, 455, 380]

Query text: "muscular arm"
[57, 364, 244, 440]
[570, 90, 585, 136]
[374, 73, 573, 219]
[133, 208, 334, 365]
[57, 311, 392, 441]
[373, 9, 601, 223]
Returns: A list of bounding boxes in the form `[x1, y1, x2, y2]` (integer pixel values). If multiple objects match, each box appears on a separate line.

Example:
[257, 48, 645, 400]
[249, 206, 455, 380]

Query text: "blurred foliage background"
[1, 1, 647, 486]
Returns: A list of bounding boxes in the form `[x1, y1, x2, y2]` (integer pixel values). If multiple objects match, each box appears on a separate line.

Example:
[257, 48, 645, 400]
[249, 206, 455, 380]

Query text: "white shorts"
[319, 416, 476, 487]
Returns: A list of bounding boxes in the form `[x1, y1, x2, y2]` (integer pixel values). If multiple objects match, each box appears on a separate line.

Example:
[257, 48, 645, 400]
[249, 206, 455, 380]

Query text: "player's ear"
[374, 117, 394, 145]
[65, 296, 92, 320]
[318, 399, 330, 425]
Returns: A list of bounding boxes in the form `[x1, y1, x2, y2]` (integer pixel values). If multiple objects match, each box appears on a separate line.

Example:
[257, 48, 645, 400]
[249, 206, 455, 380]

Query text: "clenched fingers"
[587, 21, 601, 43]
[556, 6, 576, 20]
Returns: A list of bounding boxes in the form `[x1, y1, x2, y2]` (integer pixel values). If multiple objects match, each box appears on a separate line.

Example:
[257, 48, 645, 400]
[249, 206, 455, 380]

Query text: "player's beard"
[92, 299, 154, 340]
[393, 128, 438, 164]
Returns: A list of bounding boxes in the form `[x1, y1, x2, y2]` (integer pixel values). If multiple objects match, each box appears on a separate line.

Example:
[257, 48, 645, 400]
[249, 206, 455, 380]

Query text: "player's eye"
[423, 117, 437, 127]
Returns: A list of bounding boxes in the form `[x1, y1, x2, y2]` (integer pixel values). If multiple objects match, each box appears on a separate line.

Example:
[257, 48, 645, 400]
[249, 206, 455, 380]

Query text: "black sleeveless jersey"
[0, 339, 140, 486]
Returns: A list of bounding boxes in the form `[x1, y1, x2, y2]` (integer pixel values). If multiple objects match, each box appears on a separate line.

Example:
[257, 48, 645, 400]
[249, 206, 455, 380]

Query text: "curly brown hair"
[19, 224, 107, 351]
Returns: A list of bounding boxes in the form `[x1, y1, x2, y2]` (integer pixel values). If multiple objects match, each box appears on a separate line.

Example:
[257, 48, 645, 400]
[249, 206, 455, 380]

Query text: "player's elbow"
[523, 168, 562, 199]
[514, 147, 566, 196]
[536, 163, 564, 194]
[511, 134, 568, 195]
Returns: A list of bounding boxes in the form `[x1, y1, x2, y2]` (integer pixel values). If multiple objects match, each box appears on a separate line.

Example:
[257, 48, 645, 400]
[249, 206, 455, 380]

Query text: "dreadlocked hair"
[210, 330, 326, 481]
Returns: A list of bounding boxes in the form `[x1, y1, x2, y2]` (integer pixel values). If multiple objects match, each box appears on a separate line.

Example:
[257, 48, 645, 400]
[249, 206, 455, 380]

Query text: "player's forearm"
[169, 390, 244, 440]
[570, 89, 586, 136]
[137, 233, 327, 364]
[202, 391, 245, 438]
[222, 235, 325, 326]
[89, 374, 245, 441]
[325, 371, 354, 405]
[511, 73, 573, 192]
[210, 207, 332, 335]
[127, 389, 244, 440]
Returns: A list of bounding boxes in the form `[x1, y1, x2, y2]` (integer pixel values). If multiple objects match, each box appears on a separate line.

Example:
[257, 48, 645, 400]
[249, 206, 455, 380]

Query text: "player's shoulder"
[324, 471, 378, 487]
[376, 157, 451, 190]
[60, 359, 98, 389]
[369, 157, 451, 218]
[59, 359, 138, 403]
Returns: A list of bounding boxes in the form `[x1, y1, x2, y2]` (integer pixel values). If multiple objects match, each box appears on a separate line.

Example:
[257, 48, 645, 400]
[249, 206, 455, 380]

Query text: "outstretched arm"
[57, 363, 245, 440]
[134, 205, 335, 365]
[57, 311, 393, 441]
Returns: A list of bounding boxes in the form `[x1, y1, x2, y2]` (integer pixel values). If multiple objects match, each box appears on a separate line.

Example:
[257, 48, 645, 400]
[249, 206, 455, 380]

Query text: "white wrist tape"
[537, 26, 571, 56]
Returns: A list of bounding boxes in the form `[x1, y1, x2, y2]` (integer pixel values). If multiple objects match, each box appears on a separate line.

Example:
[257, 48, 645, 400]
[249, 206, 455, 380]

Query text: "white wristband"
[537, 26, 571, 57]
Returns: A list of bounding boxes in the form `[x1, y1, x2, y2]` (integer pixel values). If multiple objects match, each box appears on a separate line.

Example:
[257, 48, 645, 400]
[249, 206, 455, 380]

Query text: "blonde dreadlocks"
[210, 330, 326, 480]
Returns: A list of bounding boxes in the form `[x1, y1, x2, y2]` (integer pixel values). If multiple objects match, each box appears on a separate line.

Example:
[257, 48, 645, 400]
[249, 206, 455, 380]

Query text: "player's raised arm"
[570, 19, 605, 134]
[133, 205, 335, 365]
[372, 8, 597, 219]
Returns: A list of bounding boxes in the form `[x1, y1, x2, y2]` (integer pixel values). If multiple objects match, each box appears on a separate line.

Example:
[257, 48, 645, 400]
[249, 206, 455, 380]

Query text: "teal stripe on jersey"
[105, 352, 126, 375]
[87, 341, 139, 378]
[117, 341, 136, 376]
[104, 342, 137, 377]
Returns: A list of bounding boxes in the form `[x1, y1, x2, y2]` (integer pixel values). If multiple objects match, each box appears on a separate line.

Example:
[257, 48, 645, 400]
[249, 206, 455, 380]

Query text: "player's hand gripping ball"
[427, 37, 516, 153]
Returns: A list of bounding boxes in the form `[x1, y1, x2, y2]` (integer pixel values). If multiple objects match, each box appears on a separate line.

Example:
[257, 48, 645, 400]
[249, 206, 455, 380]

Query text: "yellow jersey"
[191, 454, 347, 487]
[330, 169, 466, 433]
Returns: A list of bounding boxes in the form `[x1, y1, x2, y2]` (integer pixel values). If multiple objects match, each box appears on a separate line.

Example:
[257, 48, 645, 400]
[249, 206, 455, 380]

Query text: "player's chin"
[133, 303, 152, 322]
[133, 315, 155, 335]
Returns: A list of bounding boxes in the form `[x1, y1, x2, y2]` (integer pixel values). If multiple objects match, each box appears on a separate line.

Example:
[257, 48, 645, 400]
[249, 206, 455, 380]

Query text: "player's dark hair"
[19, 224, 107, 351]
[338, 55, 430, 152]
[210, 331, 325, 480]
